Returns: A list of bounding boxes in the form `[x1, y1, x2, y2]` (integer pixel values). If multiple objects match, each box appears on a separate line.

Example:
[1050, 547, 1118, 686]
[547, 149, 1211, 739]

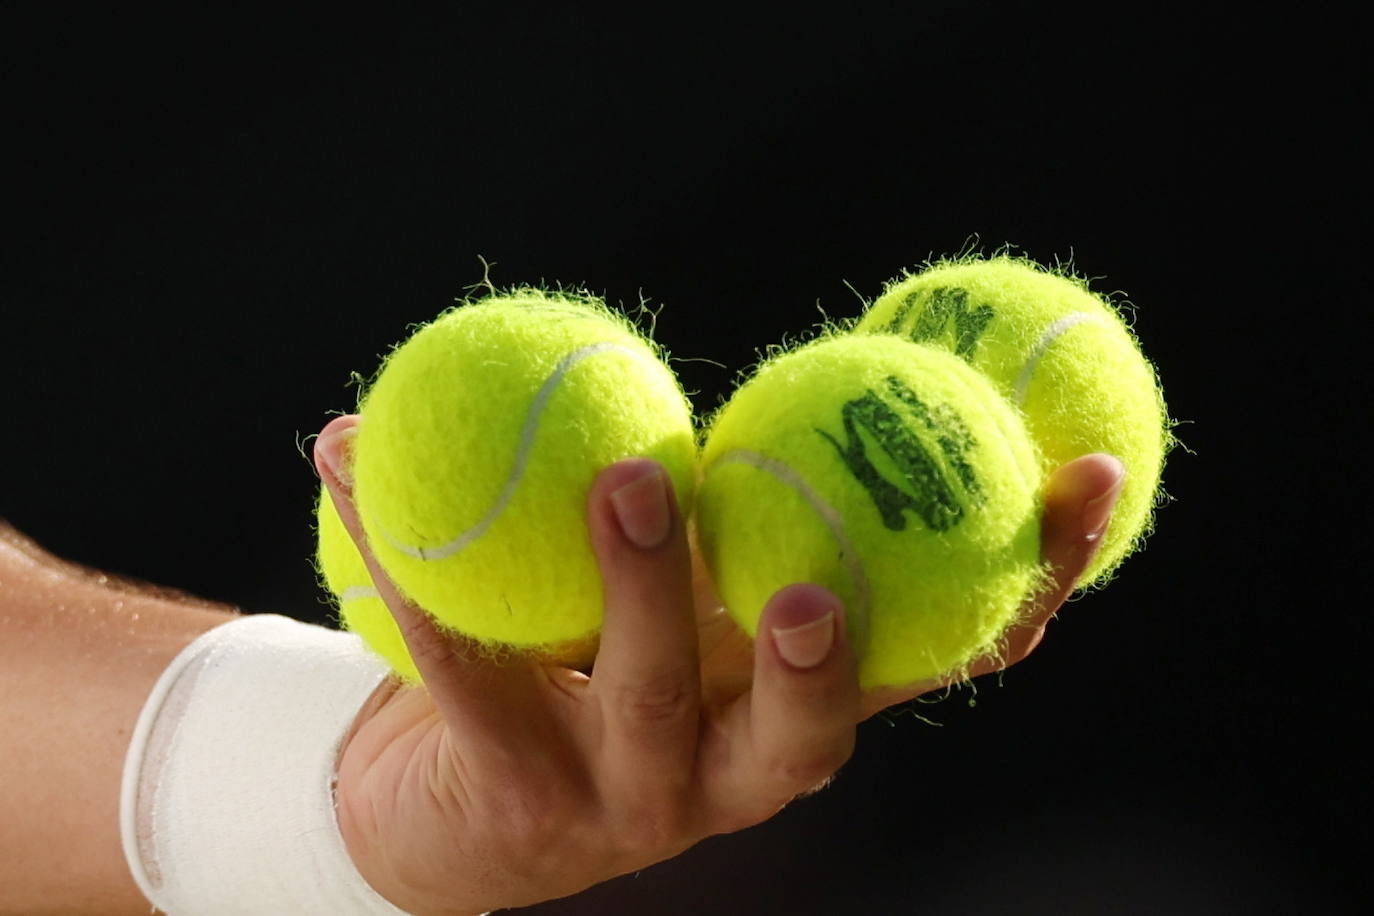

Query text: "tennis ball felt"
[317, 488, 423, 681]
[315, 289, 697, 681]
[854, 255, 1171, 585]
[696, 334, 1045, 690]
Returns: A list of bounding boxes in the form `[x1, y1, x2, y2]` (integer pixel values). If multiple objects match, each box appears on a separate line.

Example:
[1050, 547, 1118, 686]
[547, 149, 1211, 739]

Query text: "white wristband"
[120, 613, 409, 915]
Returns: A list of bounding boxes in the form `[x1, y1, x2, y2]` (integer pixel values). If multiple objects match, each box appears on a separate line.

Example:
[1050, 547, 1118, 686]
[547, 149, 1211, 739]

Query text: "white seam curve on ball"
[341, 586, 380, 603]
[376, 341, 643, 561]
[712, 448, 872, 654]
[1013, 312, 1106, 407]
[949, 354, 1037, 497]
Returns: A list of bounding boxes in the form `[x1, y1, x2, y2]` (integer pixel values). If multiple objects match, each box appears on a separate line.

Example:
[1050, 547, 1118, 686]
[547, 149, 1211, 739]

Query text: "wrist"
[334, 683, 410, 913]
[120, 614, 410, 915]
[334, 683, 493, 916]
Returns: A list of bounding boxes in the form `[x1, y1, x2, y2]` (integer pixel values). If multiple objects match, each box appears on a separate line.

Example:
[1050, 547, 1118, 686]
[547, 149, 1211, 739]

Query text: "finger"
[857, 454, 1128, 718]
[704, 584, 859, 829]
[314, 416, 548, 744]
[965, 452, 1126, 679]
[586, 459, 701, 803]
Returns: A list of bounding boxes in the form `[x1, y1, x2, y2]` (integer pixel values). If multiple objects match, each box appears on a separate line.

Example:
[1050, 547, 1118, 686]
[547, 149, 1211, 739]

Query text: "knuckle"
[607, 667, 696, 726]
[769, 742, 853, 793]
[397, 612, 452, 666]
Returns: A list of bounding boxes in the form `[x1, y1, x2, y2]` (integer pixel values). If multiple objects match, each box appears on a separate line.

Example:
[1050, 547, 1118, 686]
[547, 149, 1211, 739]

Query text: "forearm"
[0, 525, 236, 915]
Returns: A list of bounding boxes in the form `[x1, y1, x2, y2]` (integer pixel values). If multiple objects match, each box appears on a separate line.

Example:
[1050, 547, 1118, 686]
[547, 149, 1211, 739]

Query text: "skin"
[0, 413, 1123, 915]
[0, 523, 236, 915]
[316, 415, 1125, 915]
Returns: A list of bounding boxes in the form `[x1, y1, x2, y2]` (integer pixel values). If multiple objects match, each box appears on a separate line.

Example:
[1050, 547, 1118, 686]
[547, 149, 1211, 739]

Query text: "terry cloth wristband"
[119, 613, 409, 915]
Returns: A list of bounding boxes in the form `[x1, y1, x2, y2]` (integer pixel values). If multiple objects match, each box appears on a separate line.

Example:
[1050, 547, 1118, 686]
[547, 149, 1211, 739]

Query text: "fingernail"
[773, 610, 836, 670]
[1082, 459, 1126, 541]
[609, 463, 671, 549]
[317, 426, 357, 487]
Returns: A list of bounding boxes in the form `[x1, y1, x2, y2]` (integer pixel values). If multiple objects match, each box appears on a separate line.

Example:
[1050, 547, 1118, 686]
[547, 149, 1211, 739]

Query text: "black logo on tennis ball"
[816, 376, 985, 532]
[883, 286, 994, 360]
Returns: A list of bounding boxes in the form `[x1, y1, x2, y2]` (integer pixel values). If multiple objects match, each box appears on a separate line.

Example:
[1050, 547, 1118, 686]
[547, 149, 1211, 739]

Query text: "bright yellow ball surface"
[316, 290, 697, 680]
[697, 335, 1044, 689]
[855, 256, 1171, 584]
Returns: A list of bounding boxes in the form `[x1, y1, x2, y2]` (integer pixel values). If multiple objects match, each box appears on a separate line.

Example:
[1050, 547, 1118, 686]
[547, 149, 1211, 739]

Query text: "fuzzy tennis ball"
[317, 486, 423, 680]
[315, 288, 697, 680]
[854, 254, 1171, 585]
[696, 334, 1045, 690]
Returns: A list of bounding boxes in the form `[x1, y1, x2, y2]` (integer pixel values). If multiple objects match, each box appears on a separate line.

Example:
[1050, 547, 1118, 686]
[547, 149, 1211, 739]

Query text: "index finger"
[314, 416, 550, 744]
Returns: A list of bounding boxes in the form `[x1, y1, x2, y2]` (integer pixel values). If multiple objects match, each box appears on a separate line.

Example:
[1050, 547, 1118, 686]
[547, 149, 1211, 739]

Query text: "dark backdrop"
[3, 7, 1367, 914]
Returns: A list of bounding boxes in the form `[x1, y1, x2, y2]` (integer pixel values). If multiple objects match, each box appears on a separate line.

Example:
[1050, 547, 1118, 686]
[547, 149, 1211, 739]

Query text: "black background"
[3, 6, 1368, 914]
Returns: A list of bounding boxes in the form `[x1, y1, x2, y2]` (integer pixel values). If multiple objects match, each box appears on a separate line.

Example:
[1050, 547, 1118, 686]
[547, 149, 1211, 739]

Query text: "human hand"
[315, 415, 861, 915]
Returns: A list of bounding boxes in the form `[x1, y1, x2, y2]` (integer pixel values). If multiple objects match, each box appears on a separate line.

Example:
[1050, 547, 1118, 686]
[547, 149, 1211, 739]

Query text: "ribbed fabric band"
[119, 613, 409, 915]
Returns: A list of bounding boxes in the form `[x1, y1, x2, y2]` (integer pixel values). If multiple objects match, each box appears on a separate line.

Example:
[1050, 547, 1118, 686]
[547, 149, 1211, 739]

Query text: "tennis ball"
[696, 334, 1045, 690]
[854, 255, 1171, 585]
[315, 288, 697, 681]
[317, 487, 423, 681]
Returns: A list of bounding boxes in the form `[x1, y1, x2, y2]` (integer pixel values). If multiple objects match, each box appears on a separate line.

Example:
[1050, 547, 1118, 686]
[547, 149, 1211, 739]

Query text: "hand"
[316, 416, 861, 915]
[694, 453, 1127, 719]
[316, 413, 1124, 914]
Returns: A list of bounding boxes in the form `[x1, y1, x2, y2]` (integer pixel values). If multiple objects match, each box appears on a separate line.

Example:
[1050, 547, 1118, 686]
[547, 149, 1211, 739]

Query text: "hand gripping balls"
[315, 289, 697, 681]
[854, 255, 1172, 585]
[695, 334, 1046, 690]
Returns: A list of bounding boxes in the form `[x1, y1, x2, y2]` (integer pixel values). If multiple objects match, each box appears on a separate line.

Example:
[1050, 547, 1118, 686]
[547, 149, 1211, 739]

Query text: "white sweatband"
[120, 613, 410, 915]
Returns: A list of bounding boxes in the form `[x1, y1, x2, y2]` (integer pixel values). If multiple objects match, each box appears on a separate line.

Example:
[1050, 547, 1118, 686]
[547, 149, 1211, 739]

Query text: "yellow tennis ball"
[854, 254, 1172, 585]
[696, 334, 1045, 690]
[315, 288, 697, 680]
[317, 488, 422, 681]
